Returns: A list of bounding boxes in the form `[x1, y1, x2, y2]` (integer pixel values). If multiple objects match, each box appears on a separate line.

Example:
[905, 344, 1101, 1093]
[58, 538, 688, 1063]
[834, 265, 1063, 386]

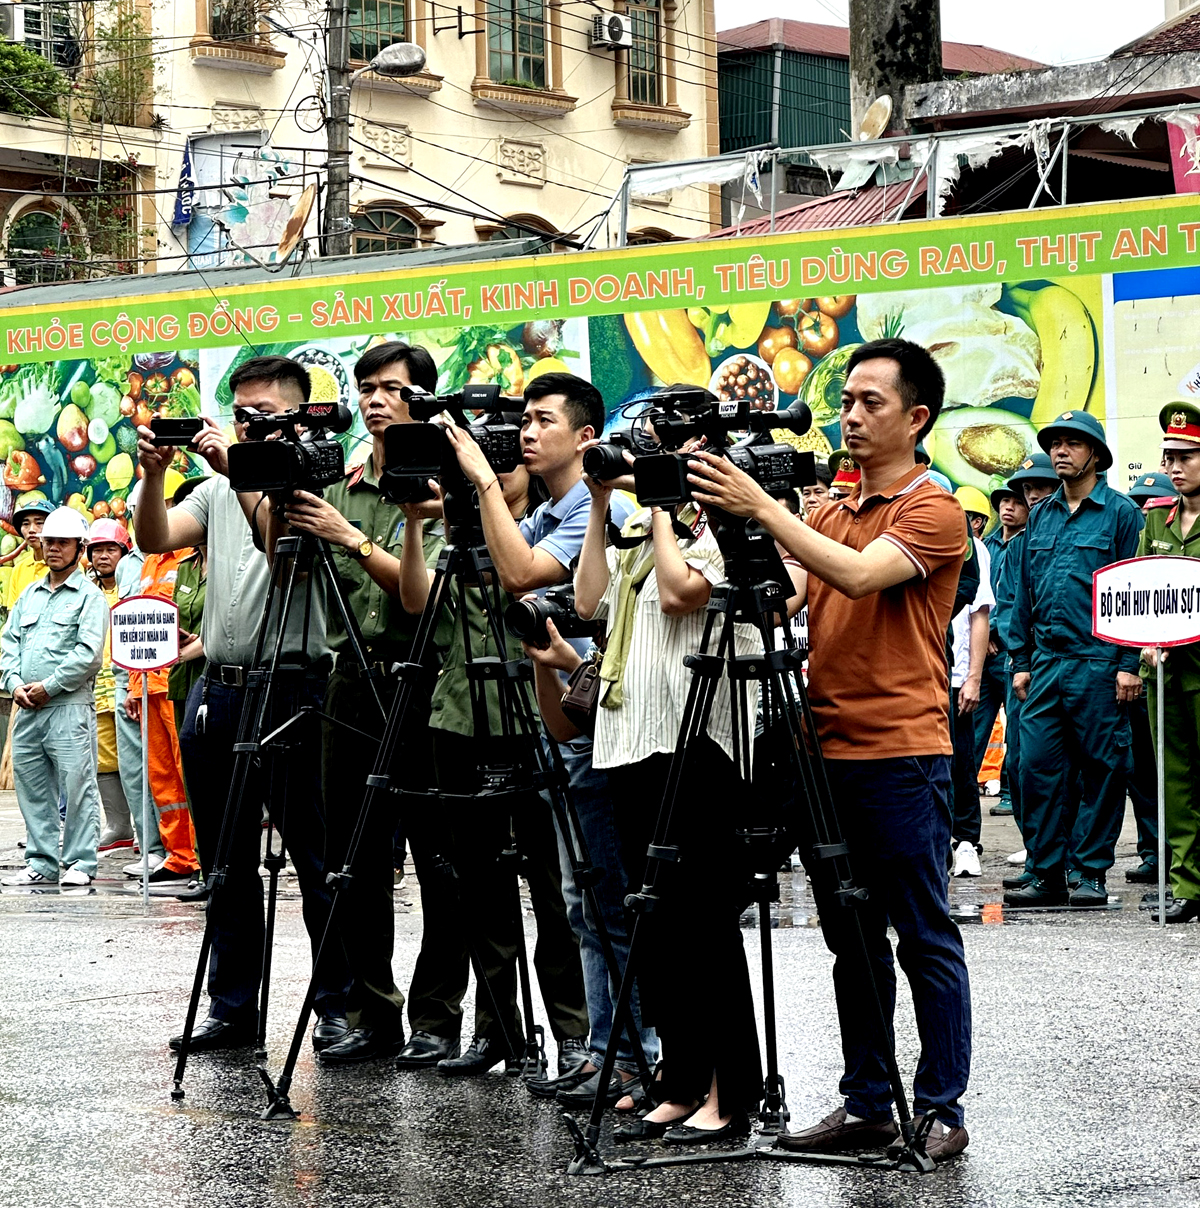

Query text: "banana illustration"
[1007, 284, 1098, 427]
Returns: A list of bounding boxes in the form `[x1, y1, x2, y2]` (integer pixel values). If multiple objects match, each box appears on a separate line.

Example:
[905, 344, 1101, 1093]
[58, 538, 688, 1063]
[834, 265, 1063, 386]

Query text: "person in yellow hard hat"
[953, 486, 993, 540]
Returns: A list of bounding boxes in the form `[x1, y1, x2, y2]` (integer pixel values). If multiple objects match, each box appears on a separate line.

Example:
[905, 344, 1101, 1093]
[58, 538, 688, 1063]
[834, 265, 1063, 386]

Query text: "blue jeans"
[552, 736, 658, 1073]
[800, 755, 972, 1128]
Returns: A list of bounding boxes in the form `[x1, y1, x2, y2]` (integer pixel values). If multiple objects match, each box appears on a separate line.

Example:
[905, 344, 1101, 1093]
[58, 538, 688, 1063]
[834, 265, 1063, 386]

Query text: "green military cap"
[990, 483, 1023, 511]
[827, 448, 861, 488]
[1159, 400, 1200, 450]
[1127, 472, 1176, 504]
[1006, 451, 1057, 491]
[1036, 410, 1112, 472]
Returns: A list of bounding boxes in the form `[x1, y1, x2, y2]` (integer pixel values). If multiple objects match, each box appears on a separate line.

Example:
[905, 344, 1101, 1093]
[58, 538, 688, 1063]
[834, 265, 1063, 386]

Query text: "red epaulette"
[1147, 495, 1177, 508]
[345, 463, 366, 489]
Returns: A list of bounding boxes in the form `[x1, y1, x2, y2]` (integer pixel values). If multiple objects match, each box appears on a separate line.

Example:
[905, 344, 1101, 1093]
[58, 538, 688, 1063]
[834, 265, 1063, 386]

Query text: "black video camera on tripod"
[227, 401, 354, 495]
[379, 382, 523, 533]
[584, 386, 817, 507]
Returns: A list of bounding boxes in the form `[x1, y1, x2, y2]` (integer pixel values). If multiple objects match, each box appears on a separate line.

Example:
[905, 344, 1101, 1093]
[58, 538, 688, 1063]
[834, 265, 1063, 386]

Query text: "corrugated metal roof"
[717, 19, 1044, 73]
[1113, 9, 1200, 57]
[704, 181, 929, 239]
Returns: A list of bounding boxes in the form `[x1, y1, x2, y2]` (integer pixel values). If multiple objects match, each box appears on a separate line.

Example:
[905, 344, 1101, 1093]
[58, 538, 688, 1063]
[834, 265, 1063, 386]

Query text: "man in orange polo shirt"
[689, 337, 971, 1164]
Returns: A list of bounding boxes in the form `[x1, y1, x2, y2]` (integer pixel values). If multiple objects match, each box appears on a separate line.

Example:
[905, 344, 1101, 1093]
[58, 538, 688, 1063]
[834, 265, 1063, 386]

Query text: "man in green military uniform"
[1138, 401, 1200, 923]
[283, 341, 446, 1062]
[1006, 412, 1143, 907]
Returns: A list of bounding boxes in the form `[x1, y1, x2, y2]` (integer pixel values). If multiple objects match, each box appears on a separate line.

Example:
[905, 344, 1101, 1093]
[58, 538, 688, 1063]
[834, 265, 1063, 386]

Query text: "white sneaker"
[952, 841, 982, 878]
[122, 853, 165, 878]
[984, 779, 1001, 797]
[1006, 848, 1027, 866]
[61, 867, 93, 886]
[2, 867, 56, 886]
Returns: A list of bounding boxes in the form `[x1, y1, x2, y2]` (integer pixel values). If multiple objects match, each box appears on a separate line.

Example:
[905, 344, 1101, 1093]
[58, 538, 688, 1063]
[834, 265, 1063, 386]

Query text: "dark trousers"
[322, 666, 422, 1033]
[404, 728, 588, 1047]
[799, 755, 971, 1128]
[178, 673, 348, 1023]
[949, 688, 981, 849]
[1126, 696, 1160, 866]
[606, 737, 763, 1113]
[972, 651, 1007, 773]
[1019, 652, 1133, 885]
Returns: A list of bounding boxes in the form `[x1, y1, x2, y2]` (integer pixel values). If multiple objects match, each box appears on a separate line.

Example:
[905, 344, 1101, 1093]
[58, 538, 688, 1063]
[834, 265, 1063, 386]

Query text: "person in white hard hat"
[0, 507, 108, 887]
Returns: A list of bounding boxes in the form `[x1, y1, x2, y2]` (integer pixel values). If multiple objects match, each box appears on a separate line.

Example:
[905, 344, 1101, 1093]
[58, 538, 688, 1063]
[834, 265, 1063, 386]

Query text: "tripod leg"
[256, 748, 289, 1062]
[507, 842, 547, 1078]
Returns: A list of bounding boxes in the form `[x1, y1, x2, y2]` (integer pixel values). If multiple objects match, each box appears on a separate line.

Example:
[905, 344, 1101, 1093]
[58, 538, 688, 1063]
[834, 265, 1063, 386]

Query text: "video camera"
[227, 401, 353, 494]
[504, 583, 600, 647]
[380, 383, 523, 526]
[583, 387, 817, 508]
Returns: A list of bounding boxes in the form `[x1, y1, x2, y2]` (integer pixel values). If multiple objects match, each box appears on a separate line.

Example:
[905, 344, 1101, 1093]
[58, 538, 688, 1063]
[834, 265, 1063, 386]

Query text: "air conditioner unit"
[591, 12, 633, 50]
[0, 3, 26, 43]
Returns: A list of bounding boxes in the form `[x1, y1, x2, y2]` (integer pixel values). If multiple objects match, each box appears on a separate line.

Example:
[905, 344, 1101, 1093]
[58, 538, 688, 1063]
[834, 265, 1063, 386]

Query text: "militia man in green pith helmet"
[1006, 411, 1144, 908]
[1138, 400, 1200, 923]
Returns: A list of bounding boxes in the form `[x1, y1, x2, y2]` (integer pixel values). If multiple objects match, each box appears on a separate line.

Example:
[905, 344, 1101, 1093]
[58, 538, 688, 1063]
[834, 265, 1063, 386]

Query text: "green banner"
[2, 194, 1199, 362]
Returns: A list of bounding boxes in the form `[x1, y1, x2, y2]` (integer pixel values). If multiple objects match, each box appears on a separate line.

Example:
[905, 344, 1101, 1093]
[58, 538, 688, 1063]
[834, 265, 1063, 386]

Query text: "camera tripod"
[259, 499, 654, 1120]
[562, 516, 937, 1176]
[171, 530, 387, 1100]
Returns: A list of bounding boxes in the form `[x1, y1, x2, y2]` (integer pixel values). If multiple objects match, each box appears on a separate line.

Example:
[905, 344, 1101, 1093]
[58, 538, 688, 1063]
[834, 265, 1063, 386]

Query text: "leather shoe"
[395, 1031, 460, 1069]
[1003, 878, 1068, 907]
[1126, 860, 1158, 884]
[1001, 870, 1034, 890]
[1153, 896, 1200, 924]
[988, 803, 1014, 816]
[437, 1035, 512, 1076]
[887, 1118, 969, 1163]
[662, 1114, 749, 1146]
[557, 1035, 590, 1076]
[311, 1014, 350, 1052]
[168, 1015, 255, 1053]
[525, 1061, 596, 1100]
[317, 1026, 404, 1065]
[556, 1069, 633, 1109]
[775, 1106, 898, 1153]
[1069, 877, 1108, 907]
[615, 1114, 679, 1143]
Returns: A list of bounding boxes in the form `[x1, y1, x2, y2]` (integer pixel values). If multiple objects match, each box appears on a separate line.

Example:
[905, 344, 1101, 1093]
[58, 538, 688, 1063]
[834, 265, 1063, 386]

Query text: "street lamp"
[325, 36, 426, 256]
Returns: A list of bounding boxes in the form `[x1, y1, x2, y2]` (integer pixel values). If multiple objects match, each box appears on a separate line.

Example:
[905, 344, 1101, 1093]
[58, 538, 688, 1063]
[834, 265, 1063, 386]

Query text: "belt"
[335, 658, 398, 680]
[206, 663, 247, 687]
[204, 657, 333, 688]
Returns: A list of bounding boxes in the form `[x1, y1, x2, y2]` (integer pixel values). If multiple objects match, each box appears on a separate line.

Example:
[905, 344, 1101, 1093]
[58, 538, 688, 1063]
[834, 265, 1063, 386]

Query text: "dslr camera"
[380, 382, 522, 521]
[585, 386, 816, 508]
[227, 401, 353, 494]
[504, 583, 599, 647]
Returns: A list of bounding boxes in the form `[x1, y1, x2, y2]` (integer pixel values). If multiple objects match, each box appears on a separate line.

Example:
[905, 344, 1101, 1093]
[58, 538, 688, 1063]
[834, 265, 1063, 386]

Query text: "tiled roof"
[704, 180, 928, 239]
[1112, 9, 1200, 57]
[716, 19, 1045, 73]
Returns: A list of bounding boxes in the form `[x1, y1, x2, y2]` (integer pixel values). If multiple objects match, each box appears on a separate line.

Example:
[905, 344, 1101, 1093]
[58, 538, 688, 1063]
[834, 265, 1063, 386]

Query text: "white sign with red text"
[1093, 556, 1200, 649]
[110, 595, 180, 672]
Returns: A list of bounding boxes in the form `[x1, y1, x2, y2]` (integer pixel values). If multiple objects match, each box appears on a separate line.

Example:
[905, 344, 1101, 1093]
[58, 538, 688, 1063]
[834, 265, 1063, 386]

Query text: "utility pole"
[324, 0, 353, 257]
[848, 0, 941, 135]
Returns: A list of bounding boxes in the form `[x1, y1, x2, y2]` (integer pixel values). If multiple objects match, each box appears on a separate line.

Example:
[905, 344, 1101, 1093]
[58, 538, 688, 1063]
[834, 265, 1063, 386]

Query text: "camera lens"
[503, 598, 550, 643]
[583, 444, 629, 481]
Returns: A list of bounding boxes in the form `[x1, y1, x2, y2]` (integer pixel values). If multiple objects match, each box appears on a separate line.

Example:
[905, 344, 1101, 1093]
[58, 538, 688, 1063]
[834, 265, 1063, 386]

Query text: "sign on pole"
[1094, 555, 1200, 929]
[109, 596, 180, 908]
[110, 595, 180, 672]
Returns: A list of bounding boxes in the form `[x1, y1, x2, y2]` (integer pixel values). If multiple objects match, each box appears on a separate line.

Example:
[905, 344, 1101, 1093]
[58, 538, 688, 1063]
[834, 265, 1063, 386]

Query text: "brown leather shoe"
[888, 1119, 969, 1163]
[774, 1106, 899, 1153]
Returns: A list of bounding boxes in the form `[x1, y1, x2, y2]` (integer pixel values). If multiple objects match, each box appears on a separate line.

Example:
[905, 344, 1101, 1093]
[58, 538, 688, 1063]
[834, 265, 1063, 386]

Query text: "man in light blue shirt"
[1, 507, 107, 887]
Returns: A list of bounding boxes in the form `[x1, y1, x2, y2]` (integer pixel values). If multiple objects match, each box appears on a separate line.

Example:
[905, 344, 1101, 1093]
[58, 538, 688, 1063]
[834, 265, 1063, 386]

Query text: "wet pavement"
[1, 790, 1199, 1208]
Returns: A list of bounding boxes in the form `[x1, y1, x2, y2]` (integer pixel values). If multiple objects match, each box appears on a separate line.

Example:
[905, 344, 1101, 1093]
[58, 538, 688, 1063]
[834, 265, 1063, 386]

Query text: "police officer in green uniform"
[1005, 413, 1144, 907]
[282, 341, 446, 1063]
[1138, 401, 1200, 922]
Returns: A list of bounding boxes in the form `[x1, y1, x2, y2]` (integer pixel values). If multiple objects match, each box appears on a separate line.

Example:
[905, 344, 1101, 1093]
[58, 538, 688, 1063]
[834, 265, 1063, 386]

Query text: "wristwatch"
[348, 537, 373, 559]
